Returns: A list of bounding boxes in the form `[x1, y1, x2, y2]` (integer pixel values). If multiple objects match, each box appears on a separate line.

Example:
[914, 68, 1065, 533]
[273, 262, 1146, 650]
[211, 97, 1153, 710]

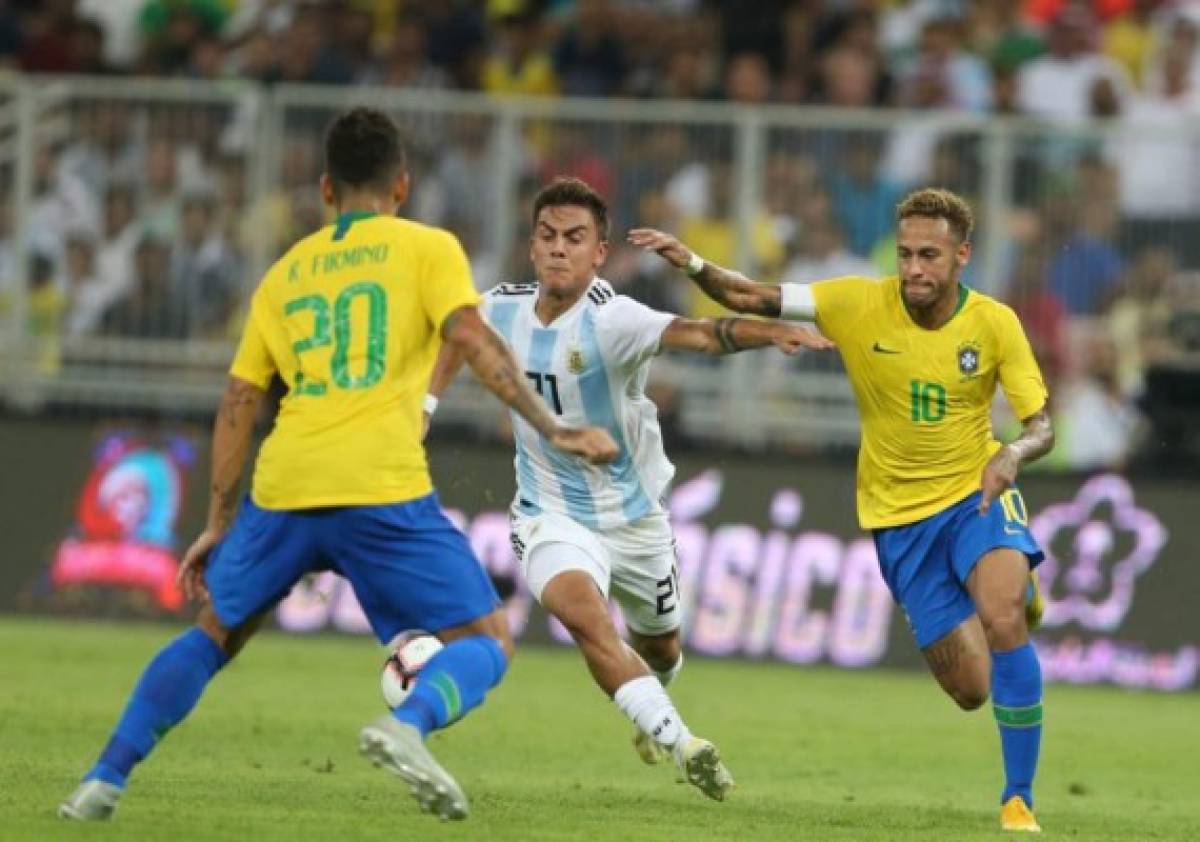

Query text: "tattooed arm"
[178, 376, 266, 601]
[441, 305, 618, 464]
[627, 228, 785, 317]
[207, 376, 266, 532]
[659, 316, 833, 355]
[978, 408, 1055, 515]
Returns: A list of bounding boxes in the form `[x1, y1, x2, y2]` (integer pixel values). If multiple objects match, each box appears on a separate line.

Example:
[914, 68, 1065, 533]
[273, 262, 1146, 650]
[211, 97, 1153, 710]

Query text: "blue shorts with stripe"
[871, 488, 1043, 650]
[204, 492, 499, 643]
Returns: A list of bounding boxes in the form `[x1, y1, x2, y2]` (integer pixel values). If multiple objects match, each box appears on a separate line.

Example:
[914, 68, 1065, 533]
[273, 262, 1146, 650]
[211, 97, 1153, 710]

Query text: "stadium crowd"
[3, 0, 1200, 471]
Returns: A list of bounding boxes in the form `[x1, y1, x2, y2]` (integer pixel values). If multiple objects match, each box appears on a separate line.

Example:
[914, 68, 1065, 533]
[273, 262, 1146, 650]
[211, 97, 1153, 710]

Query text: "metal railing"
[3, 74, 1199, 449]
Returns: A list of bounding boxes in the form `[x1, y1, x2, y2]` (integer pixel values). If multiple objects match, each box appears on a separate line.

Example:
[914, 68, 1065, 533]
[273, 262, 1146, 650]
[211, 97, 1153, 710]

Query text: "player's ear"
[593, 238, 608, 268]
[319, 174, 335, 207]
[393, 171, 410, 209]
[957, 239, 972, 268]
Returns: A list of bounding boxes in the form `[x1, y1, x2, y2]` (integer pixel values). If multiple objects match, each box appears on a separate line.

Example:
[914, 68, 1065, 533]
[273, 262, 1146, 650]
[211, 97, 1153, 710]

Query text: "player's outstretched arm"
[979, 407, 1054, 515]
[441, 305, 618, 465]
[628, 227, 782, 317]
[660, 316, 833, 355]
[179, 375, 266, 602]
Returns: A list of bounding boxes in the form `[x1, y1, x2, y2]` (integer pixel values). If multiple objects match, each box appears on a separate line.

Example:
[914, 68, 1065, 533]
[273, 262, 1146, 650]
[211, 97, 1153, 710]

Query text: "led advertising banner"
[2, 420, 1196, 690]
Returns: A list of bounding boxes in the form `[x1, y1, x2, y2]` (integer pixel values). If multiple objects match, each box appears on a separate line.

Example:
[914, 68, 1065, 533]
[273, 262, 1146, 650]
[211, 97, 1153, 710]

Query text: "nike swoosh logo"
[872, 342, 901, 354]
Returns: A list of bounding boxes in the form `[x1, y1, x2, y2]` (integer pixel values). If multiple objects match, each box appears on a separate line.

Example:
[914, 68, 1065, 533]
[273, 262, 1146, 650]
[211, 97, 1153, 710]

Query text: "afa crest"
[957, 341, 981, 377]
[567, 349, 586, 374]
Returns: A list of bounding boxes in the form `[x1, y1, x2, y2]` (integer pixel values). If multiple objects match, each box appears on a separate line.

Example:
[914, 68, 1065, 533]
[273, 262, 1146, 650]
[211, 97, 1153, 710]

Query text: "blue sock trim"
[392, 695, 439, 737]
[991, 642, 1042, 807]
[91, 626, 228, 785]
[391, 636, 508, 737]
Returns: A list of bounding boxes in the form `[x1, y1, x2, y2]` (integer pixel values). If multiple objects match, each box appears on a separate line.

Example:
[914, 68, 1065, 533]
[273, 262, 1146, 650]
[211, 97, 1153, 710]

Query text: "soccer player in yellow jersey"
[59, 107, 617, 824]
[630, 187, 1053, 833]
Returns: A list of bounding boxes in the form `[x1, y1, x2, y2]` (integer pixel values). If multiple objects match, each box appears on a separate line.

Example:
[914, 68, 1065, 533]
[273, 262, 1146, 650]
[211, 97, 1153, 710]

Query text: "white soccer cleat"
[633, 726, 668, 765]
[58, 779, 122, 821]
[359, 715, 469, 821]
[673, 736, 735, 802]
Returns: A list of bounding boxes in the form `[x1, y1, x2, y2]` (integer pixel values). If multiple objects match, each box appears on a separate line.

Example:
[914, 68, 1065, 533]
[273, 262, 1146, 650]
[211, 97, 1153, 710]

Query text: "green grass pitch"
[1, 616, 1196, 841]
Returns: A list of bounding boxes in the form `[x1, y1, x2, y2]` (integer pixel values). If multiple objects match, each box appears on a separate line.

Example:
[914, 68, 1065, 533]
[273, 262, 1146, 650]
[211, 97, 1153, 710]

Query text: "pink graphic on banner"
[1031, 474, 1167, 631]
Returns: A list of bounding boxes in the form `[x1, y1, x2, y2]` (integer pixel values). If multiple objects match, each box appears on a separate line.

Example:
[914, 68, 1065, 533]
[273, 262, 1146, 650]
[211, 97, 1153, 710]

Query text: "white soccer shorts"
[510, 509, 682, 636]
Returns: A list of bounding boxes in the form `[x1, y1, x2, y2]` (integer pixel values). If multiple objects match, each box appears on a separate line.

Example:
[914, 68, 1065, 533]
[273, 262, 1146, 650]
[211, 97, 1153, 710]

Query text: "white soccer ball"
[380, 633, 444, 708]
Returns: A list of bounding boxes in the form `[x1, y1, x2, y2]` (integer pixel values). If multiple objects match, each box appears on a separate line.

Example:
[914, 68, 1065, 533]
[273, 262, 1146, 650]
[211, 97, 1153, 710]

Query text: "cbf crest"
[567, 348, 586, 374]
[957, 340, 981, 379]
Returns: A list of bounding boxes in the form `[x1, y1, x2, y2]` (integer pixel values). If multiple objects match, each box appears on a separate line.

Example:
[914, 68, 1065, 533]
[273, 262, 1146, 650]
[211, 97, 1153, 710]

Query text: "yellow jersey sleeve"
[229, 293, 276, 388]
[995, 304, 1048, 420]
[811, 276, 875, 343]
[420, 229, 480, 331]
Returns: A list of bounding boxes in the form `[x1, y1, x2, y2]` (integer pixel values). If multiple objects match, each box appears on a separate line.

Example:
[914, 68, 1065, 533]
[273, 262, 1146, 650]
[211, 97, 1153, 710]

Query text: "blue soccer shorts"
[204, 492, 500, 643]
[871, 488, 1043, 650]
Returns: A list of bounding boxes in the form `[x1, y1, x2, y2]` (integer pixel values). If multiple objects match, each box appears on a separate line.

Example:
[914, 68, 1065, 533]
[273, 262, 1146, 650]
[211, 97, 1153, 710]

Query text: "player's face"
[896, 216, 970, 312]
[530, 205, 607, 295]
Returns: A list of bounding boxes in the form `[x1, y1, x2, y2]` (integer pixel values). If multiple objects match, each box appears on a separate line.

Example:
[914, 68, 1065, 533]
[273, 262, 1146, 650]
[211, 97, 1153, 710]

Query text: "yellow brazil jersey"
[229, 212, 479, 510]
[811, 276, 1048, 530]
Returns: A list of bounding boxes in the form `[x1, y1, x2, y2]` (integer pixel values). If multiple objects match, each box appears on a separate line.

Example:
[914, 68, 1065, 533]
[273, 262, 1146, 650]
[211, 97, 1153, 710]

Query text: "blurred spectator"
[678, 163, 784, 316]
[78, 0, 143, 67]
[1048, 188, 1125, 315]
[1008, 246, 1067, 382]
[29, 145, 101, 266]
[61, 230, 110, 338]
[481, 9, 558, 97]
[168, 192, 239, 337]
[17, 0, 77, 72]
[99, 235, 182, 340]
[364, 18, 450, 91]
[828, 134, 905, 258]
[1017, 6, 1131, 122]
[1107, 35, 1200, 249]
[95, 183, 141, 315]
[968, 0, 1045, 71]
[275, 6, 355, 84]
[646, 45, 717, 99]
[895, 17, 992, 112]
[138, 0, 227, 75]
[60, 103, 144, 198]
[554, 0, 625, 96]
[815, 43, 888, 108]
[420, 0, 487, 88]
[1056, 331, 1145, 470]
[1102, 0, 1163, 87]
[781, 219, 877, 284]
[1108, 245, 1176, 396]
[723, 52, 773, 104]
[138, 138, 181, 241]
[776, 3, 817, 104]
[27, 251, 65, 373]
[431, 115, 507, 265]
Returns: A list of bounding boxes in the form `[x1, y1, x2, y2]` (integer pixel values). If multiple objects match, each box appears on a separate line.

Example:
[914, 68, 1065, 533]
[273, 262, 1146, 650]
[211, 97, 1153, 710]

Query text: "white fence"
[2, 75, 1198, 450]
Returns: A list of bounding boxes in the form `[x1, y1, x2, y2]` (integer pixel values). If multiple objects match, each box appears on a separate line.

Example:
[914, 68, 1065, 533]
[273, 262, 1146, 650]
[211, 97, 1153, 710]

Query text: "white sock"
[613, 675, 688, 749]
[655, 654, 683, 687]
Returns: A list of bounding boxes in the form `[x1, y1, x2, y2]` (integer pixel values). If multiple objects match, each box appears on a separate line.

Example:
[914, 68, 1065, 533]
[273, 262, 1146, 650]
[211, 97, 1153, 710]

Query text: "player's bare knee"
[980, 605, 1027, 651]
[632, 631, 681, 672]
[949, 684, 990, 711]
[196, 606, 256, 659]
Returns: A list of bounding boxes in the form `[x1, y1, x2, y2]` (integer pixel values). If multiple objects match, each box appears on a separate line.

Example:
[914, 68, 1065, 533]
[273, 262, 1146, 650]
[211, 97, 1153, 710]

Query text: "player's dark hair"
[531, 177, 610, 241]
[324, 107, 407, 197]
[896, 187, 975, 242]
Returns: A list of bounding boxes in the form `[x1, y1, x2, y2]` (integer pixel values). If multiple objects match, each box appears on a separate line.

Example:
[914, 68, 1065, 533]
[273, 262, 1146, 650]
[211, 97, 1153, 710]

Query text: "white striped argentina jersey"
[481, 277, 677, 530]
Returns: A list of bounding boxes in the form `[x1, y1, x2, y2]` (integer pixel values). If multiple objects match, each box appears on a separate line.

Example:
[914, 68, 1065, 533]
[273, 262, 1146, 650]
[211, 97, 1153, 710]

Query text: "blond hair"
[896, 188, 974, 242]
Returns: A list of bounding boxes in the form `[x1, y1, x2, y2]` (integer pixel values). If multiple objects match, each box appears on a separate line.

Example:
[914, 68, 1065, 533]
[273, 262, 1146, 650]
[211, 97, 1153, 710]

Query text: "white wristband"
[423, 394, 439, 416]
[685, 251, 705, 277]
[780, 282, 817, 321]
